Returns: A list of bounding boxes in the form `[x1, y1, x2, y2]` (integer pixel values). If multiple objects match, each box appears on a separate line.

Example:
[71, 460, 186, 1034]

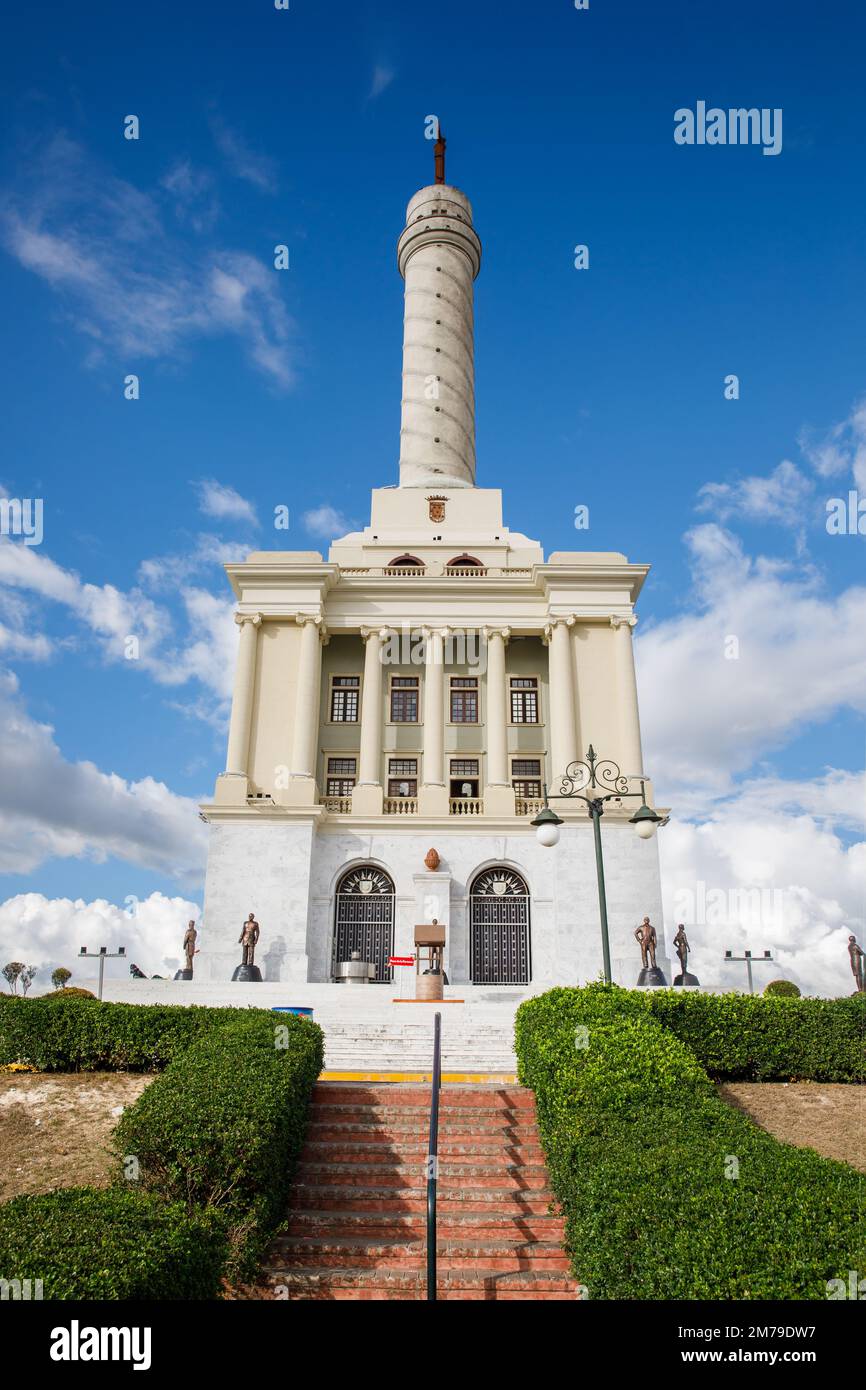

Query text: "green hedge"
[113, 1011, 324, 1277]
[515, 986, 866, 1299]
[514, 983, 864, 1082]
[0, 1187, 228, 1299]
[0, 995, 266, 1072]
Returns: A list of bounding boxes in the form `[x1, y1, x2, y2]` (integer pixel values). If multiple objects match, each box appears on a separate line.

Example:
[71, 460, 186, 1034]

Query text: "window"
[387, 554, 424, 571]
[510, 677, 539, 724]
[330, 675, 360, 722]
[450, 676, 478, 723]
[326, 756, 357, 796]
[388, 757, 417, 797]
[451, 759, 479, 777]
[512, 757, 542, 797]
[450, 757, 479, 798]
[390, 676, 419, 723]
[513, 782, 542, 798]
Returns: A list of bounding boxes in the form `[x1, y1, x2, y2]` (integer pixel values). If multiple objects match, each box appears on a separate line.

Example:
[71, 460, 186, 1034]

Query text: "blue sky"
[0, 0, 864, 992]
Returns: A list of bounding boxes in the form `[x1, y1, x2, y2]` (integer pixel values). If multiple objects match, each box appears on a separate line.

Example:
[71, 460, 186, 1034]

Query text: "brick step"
[307, 1112, 542, 1134]
[262, 1269, 578, 1299]
[300, 1141, 544, 1162]
[284, 1210, 565, 1240]
[294, 1162, 549, 1189]
[267, 1237, 570, 1272]
[306, 1121, 539, 1142]
[304, 1100, 536, 1123]
[311, 1087, 533, 1108]
[288, 1186, 555, 1213]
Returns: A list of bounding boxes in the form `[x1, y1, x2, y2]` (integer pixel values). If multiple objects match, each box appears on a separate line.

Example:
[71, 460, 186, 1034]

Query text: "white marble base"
[196, 819, 669, 988]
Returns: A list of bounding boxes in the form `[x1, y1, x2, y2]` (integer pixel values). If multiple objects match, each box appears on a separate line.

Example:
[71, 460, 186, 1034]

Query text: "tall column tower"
[396, 135, 482, 489]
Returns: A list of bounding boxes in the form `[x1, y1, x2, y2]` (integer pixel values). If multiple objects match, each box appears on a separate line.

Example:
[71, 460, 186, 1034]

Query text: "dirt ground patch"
[0, 1072, 152, 1201]
[718, 1081, 865, 1172]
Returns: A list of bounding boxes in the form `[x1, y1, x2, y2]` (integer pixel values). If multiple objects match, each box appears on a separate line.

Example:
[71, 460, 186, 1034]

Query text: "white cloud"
[637, 524, 866, 806]
[368, 64, 395, 101]
[0, 891, 201, 990]
[0, 539, 238, 716]
[194, 479, 258, 528]
[659, 781, 865, 998]
[0, 623, 53, 661]
[1, 134, 294, 388]
[696, 459, 813, 527]
[799, 396, 866, 489]
[209, 118, 277, 193]
[137, 533, 249, 592]
[0, 672, 207, 884]
[302, 504, 351, 540]
[160, 159, 220, 232]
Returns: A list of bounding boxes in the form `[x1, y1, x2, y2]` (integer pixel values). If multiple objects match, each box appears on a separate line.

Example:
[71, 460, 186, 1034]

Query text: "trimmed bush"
[0, 995, 274, 1072]
[516, 987, 866, 1299]
[764, 979, 801, 997]
[0, 1187, 228, 1299]
[46, 986, 96, 1000]
[645, 989, 864, 1081]
[113, 1011, 324, 1276]
[513, 981, 864, 1082]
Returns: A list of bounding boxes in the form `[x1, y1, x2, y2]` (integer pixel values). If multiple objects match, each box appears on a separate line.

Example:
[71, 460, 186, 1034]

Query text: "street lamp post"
[78, 945, 126, 1001]
[530, 745, 667, 985]
[724, 948, 774, 995]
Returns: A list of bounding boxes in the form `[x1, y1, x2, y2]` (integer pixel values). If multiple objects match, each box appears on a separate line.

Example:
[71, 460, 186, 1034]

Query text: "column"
[419, 627, 448, 816]
[484, 626, 515, 817]
[611, 614, 644, 776]
[217, 612, 262, 801]
[288, 614, 325, 804]
[352, 628, 385, 816]
[545, 616, 578, 787]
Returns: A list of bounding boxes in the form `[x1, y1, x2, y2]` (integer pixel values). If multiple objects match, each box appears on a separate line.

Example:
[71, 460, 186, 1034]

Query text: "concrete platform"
[97, 980, 537, 1073]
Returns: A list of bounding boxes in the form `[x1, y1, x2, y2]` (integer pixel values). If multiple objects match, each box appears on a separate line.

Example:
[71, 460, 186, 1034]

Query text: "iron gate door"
[469, 868, 531, 984]
[332, 865, 395, 983]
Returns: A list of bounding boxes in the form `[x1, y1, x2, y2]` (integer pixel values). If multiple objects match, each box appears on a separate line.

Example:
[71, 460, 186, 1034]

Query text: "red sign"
[389, 956, 415, 966]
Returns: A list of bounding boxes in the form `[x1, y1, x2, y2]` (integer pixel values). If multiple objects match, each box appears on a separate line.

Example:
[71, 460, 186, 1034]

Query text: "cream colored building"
[198, 165, 668, 989]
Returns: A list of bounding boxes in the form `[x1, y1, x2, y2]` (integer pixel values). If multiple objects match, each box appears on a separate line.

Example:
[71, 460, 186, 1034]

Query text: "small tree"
[20, 967, 37, 996]
[2, 962, 25, 994]
[764, 978, 801, 998]
[51, 967, 72, 991]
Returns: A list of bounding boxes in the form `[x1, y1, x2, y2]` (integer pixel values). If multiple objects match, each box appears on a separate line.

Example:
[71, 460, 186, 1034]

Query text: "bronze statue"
[848, 935, 866, 993]
[634, 917, 658, 970]
[239, 913, 260, 967]
[673, 924, 689, 976]
[183, 920, 198, 976]
[672, 922, 700, 987]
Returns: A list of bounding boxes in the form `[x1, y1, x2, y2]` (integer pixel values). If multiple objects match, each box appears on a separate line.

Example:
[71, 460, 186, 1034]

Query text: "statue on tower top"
[434, 130, 446, 184]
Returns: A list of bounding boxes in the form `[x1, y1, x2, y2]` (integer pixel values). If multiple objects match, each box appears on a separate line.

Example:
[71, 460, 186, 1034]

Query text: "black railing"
[426, 1010, 442, 1301]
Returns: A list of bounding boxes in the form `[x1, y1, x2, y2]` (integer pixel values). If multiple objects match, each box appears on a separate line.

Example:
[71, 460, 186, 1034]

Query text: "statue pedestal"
[636, 966, 668, 988]
[174, 969, 193, 981]
[674, 972, 700, 987]
[417, 972, 444, 1001]
[231, 964, 263, 982]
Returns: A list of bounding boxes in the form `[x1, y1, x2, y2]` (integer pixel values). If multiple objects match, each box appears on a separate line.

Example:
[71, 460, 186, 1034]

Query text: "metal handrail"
[426, 1011, 442, 1301]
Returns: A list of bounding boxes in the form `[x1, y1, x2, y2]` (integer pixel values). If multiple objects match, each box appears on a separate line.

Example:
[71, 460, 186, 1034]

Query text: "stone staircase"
[262, 1082, 580, 1300]
[322, 1018, 518, 1074]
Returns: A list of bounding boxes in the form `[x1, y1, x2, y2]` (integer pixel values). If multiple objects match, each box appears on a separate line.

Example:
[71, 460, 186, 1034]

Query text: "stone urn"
[424, 848, 440, 872]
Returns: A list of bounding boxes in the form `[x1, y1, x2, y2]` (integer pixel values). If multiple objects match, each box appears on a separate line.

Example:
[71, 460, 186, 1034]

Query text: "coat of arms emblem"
[427, 495, 447, 523]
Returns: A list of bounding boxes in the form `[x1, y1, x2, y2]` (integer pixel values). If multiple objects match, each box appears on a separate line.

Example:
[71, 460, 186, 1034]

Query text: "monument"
[672, 923, 699, 987]
[195, 136, 671, 991]
[848, 934, 866, 994]
[232, 912, 262, 983]
[635, 917, 668, 987]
